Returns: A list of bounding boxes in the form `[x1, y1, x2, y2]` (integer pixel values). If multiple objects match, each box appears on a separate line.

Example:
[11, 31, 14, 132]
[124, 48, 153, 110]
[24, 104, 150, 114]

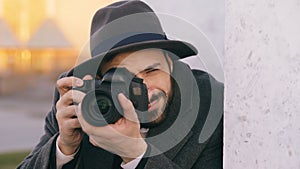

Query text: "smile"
[148, 99, 159, 111]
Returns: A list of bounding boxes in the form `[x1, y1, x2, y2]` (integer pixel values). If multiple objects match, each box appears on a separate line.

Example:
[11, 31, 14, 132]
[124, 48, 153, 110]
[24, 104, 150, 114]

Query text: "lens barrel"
[81, 89, 123, 127]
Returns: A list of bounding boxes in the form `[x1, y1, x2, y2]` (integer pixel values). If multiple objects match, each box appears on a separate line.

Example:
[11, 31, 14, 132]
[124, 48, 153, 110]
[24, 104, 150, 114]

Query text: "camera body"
[73, 68, 148, 127]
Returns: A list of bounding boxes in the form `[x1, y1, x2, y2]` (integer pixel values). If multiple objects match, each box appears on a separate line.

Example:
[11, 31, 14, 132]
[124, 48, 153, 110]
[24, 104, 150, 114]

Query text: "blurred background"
[0, 0, 224, 167]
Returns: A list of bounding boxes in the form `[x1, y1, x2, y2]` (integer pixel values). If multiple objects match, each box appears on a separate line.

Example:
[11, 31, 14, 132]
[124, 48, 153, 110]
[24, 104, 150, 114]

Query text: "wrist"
[57, 135, 80, 155]
[121, 140, 147, 164]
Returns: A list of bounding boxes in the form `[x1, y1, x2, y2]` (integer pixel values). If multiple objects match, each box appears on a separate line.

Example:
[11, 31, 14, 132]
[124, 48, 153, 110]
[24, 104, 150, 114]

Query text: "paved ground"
[0, 75, 56, 153]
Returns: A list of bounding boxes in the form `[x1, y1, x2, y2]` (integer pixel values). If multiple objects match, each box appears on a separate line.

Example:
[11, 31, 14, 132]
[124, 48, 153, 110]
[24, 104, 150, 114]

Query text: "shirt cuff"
[120, 151, 145, 169]
[56, 137, 80, 169]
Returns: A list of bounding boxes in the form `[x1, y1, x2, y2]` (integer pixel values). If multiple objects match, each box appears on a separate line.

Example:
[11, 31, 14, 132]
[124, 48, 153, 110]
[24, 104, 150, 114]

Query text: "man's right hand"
[55, 76, 87, 155]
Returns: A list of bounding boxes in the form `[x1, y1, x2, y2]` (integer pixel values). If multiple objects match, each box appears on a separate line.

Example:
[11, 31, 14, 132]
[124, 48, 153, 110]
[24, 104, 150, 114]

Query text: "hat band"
[91, 33, 167, 57]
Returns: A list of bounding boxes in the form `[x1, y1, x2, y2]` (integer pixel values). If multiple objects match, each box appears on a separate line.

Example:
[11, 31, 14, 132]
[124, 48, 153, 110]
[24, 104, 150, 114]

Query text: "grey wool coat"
[17, 61, 223, 169]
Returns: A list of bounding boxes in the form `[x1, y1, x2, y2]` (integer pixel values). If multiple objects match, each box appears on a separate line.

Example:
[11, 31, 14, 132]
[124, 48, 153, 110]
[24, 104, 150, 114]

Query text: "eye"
[145, 68, 159, 74]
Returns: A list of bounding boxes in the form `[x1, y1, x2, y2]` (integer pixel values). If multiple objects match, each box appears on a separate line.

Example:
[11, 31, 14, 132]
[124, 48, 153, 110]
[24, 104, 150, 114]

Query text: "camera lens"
[97, 96, 112, 114]
[81, 90, 123, 127]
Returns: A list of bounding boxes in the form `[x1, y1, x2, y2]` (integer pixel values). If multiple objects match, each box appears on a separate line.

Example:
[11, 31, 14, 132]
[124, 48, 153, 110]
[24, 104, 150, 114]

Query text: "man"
[18, 1, 223, 169]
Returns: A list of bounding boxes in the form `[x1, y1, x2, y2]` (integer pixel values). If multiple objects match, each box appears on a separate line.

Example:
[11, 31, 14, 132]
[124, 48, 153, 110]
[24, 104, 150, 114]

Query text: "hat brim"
[70, 39, 197, 77]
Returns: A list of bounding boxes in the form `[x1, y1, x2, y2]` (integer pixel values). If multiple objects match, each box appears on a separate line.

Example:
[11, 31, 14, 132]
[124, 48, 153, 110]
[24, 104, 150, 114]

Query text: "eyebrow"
[143, 63, 161, 71]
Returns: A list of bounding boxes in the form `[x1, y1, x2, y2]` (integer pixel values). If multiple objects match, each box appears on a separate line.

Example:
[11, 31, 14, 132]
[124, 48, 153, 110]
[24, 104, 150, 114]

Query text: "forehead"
[101, 49, 168, 73]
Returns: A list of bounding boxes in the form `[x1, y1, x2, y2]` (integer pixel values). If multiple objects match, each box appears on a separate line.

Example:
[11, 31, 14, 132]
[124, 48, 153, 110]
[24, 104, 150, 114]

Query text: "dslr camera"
[73, 68, 148, 127]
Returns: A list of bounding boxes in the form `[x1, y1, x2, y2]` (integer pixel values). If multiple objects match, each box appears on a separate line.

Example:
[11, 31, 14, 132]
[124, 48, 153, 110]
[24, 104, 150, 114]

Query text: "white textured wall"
[142, 0, 224, 81]
[225, 0, 300, 169]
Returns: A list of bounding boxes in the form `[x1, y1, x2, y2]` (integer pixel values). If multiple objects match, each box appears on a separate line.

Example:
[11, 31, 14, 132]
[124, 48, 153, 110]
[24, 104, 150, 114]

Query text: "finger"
[71, 89, 85, 104]
[56, 90, 85, 108]
[65, 118, 82, 129]
[56, 105, 77, 119]
[57, 77, 83, 96]
[118, 93, 139, 123]
[59, 117, 82, 131]
[56, 92, 73, 109]
[82, 75, 93, 80]
[76, 103, 95, 134]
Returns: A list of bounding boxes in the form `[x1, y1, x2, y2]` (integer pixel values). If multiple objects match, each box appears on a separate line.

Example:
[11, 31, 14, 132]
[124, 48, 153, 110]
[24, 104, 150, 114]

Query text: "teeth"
[148, 100, 158, 111]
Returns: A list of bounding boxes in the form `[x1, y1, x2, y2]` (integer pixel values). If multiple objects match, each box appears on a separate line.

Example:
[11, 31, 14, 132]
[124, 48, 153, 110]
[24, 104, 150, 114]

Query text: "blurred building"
[0, 0, 77, 95]
[0, 0, 223, 95]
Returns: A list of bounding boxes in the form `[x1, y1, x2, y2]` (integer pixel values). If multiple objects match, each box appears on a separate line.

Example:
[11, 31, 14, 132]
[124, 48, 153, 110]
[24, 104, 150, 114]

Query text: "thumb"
[118, 93, 139, 123]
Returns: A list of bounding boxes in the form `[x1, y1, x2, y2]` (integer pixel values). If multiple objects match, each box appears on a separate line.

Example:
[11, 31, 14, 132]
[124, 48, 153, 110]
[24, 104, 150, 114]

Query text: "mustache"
[149, 91, 167, 103]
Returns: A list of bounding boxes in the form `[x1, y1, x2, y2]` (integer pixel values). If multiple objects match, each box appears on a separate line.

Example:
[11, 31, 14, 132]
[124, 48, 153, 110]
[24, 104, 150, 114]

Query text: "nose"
[135, 72, 143, 79]
[136, 74, 146, 86]
[135, 73, 148, 85]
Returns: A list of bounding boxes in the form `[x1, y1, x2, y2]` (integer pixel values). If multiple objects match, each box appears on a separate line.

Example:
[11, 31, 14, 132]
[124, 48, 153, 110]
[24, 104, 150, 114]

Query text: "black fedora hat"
[72, 0, 198, 76]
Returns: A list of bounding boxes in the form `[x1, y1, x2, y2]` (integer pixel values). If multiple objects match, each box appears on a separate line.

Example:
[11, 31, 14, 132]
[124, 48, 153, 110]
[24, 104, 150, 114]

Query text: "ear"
[162, 50, 173, 73]
[166, 54, 173, 73]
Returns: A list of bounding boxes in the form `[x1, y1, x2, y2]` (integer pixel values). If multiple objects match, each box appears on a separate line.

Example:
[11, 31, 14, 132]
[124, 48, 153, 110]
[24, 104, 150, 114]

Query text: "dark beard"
[141, 77, 181, 131]
[139, 91, 168, 128]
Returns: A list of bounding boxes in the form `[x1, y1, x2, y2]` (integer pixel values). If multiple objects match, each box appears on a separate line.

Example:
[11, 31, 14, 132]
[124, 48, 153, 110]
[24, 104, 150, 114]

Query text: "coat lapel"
[164, 130, 193, 160]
